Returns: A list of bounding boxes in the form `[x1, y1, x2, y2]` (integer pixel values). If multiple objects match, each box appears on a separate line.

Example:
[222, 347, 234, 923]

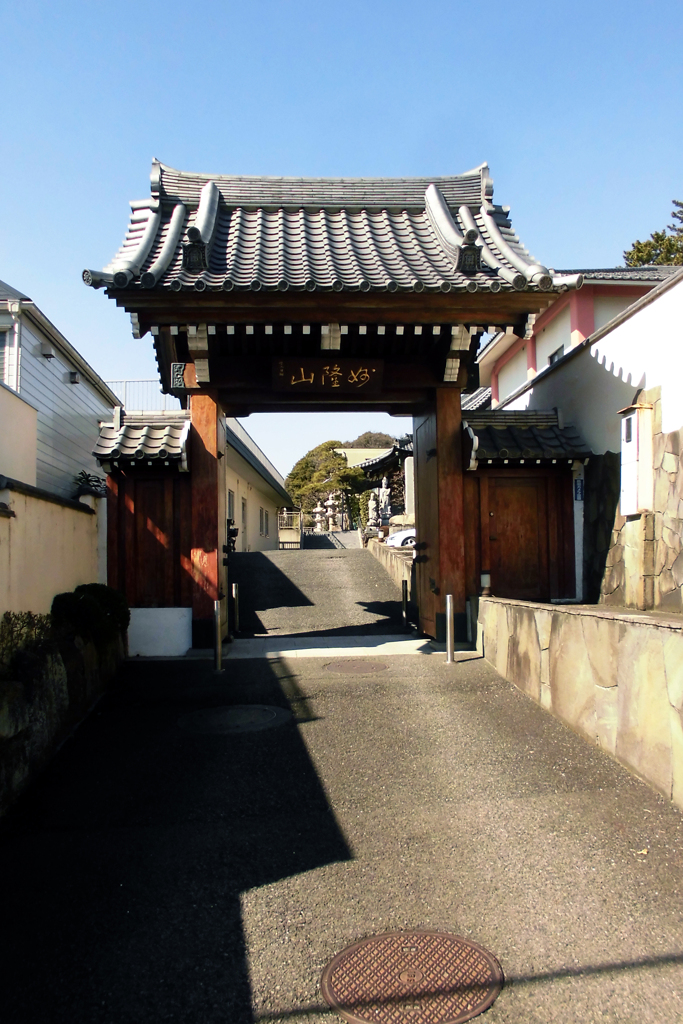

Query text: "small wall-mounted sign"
[171, 362, 187, 389]
[574, 478, 584, 502]
[272, 358, 384, 393]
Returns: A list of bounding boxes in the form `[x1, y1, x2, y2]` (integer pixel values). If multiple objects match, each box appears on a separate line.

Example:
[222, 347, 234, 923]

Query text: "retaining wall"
[367, 538, 415, 598]
[477, 597, 683, 809]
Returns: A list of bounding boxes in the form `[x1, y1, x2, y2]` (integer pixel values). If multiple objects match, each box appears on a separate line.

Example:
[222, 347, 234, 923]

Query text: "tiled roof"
[83, 160, 583, 298]
[556, 266, 681, 282]
[93, 412, 190, 464]
[463, 411, 590, 463]
[461, 386, 491, 411]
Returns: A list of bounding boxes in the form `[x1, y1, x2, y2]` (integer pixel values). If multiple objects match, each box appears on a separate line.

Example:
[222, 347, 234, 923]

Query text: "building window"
[228, 489, 235, 521]
[548, 345, 564, 365]
[259, 507, 265, 536]
[264, 510, 269, 537]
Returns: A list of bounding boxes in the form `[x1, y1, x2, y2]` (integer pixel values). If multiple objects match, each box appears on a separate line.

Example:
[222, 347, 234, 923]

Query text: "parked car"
[385, 528, 416, 548]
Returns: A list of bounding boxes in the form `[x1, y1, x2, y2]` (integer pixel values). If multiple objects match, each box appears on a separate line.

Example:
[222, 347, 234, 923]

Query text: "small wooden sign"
[272, 358, 384, 393]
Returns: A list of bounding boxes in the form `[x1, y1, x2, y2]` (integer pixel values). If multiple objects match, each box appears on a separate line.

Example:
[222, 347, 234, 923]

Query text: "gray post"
[402, 579, 408, 630]
[214, 598, 223, 672]
[446, 593, 454, 664]
[232, 582, 239, 634]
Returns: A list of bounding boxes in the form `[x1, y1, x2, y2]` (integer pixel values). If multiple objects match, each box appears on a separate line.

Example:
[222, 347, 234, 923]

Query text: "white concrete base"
[128, 607, 192, 657]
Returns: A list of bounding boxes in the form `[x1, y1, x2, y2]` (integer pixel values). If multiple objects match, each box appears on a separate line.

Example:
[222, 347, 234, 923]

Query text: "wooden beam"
[113, 289, 557, 329]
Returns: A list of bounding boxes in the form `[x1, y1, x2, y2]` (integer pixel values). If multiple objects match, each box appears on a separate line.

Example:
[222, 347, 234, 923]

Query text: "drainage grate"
[178, 704, 292, 734]
[321, 930, 503, 1024]
[324, 660, 389, 674]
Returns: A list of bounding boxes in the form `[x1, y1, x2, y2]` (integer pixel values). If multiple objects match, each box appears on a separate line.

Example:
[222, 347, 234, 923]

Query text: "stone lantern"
[312, 501, 326, 532]
[324, 492, 338, 531]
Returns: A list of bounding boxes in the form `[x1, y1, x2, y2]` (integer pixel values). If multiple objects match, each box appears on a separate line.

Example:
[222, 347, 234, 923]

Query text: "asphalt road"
[228, 549, 404, 637]
[2, 649, 683, 1023]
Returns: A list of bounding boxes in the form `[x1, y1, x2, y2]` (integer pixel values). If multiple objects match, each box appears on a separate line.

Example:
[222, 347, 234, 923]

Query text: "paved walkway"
[229, 549, 404, 637]
[2, 551, 683, 1022]
[2, 647, 683, 1023]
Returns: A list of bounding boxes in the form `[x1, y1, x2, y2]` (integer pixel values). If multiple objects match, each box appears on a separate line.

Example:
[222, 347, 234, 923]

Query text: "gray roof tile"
[93, 414, 190, 463]
[84, 161, 583, 297]
[463, 411, 590, 462]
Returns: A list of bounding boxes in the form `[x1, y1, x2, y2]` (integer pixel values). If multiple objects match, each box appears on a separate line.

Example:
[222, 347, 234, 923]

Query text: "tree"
[285, 440, 367, 516]
[624, 200, 683, 266]
[342, 430, 395, 448]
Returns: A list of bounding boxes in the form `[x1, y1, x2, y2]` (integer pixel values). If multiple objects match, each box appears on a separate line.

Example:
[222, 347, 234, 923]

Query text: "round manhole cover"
[324, 660, 389, 674]
[321, 930, 503, 1024]
[178, 704, 292, 734]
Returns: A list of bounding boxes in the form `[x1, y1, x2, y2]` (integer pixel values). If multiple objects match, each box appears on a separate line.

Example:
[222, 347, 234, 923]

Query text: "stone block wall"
[477, 597, 683, 809]
[601, 387, 683, 612]
[0, 632, 124, 816]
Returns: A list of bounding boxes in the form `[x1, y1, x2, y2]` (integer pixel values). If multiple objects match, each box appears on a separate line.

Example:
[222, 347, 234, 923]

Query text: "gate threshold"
[220, 635, 480, 661]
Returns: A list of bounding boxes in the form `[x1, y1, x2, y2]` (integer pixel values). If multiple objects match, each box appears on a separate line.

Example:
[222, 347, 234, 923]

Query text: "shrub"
[74, 584, 130, 633]
[51, 591, 116, 648]
[0, 611, 53, 681]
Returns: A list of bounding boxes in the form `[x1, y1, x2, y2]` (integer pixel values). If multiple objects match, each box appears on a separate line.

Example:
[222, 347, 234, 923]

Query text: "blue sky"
[3, 0, 682, 476]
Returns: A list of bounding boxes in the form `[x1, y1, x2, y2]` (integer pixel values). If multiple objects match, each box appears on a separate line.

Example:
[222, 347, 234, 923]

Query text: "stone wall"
[0, 632, 124, 816]
[477, 596, 683, 809]
[367, 538, 415, 600]
[601, 387, 683, 612]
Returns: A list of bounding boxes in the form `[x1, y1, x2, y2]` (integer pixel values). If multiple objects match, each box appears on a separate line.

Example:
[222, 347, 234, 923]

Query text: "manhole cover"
[321, 930, 503, 1024]
[178, 704, 292, 734]
[324, 660, 389, 674]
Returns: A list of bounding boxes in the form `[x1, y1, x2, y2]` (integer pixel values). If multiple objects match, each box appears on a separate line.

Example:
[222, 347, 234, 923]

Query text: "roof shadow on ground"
[0, 656, 350, 1024]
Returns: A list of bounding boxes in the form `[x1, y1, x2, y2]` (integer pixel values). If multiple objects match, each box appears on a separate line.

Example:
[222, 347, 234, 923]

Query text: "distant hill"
[342, 431, 395, 448]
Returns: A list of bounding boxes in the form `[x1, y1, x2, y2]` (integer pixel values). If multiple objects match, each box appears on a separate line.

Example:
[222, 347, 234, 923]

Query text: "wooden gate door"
[489, 477, 550, 601]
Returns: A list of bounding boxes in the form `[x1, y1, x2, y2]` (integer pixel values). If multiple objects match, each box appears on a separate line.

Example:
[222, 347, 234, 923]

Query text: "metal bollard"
[214, 598, 223, 673]
[232, 582, 239, 634]
[402, 579, 408, 630]
[446, 593, 454, 664]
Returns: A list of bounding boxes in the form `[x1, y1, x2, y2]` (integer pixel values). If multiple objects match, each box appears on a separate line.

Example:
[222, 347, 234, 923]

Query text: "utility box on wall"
[619, 403, 654, 515]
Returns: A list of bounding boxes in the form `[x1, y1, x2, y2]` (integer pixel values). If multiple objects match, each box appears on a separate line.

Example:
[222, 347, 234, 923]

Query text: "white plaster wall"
[0, 382, 37, 486]
[0, 491, 98, 614]
[497, 346, 528, 402]
[224, 459, 280, 552]
[535, 305, 570, 367]
[128, 607, 192, 657]
[504, 347, 634, 454]
[590, 278, 683, 434]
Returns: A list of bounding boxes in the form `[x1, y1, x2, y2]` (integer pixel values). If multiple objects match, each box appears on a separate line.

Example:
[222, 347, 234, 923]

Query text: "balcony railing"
[105, 380, 182, 411]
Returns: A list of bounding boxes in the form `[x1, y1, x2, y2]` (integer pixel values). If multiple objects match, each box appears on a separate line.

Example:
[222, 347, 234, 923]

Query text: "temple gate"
[84, 160, 583, 644]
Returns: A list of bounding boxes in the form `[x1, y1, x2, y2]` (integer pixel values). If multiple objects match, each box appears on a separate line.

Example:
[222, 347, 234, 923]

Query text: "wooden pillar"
[414, 387, 467, 642]
[190, 393, 220, 647]
[436, 386, 467, 641]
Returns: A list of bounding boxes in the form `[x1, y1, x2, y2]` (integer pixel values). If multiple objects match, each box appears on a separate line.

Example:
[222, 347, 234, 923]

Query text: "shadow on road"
[0, 657, 351, 1024]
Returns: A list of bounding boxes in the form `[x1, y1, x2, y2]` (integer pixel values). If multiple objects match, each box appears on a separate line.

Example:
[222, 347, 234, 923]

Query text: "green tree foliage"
[342, 430, 395, 448]
[285, 440, 367, 514]
[624, 200, 683, 266]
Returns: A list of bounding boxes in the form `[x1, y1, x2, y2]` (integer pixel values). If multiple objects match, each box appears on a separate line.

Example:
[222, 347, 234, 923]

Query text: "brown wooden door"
[109, 471, 192, 609]
[489, 477, 549, 601]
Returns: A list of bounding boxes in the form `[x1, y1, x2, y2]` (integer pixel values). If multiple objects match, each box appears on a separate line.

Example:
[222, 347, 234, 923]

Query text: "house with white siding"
[0, 279, 117, 497]
[0, 279, 117, 614]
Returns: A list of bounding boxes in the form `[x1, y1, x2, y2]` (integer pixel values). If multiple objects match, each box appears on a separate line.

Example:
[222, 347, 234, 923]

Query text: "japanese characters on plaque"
[273, 359, 384, 394]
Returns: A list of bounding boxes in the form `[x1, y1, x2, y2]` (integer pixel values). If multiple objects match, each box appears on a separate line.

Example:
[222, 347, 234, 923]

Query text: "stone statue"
[379, 476, 391, 518]
[367, 494, 379, 527]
